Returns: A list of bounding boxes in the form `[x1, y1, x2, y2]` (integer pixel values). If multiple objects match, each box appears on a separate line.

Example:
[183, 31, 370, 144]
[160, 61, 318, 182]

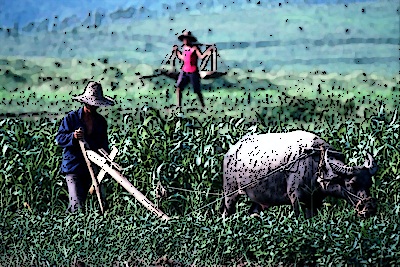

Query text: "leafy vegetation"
[0, 56, 399, 265]
[1, 0, 399, 264]
[1, 90, 399, 265]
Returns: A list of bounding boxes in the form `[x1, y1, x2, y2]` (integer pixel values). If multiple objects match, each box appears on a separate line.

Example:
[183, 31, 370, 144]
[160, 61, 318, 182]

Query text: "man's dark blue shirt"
[55, 107, 110, 176]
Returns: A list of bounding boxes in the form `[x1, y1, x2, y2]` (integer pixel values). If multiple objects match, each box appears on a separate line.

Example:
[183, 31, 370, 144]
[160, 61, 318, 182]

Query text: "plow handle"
[78, 137, 104, 214]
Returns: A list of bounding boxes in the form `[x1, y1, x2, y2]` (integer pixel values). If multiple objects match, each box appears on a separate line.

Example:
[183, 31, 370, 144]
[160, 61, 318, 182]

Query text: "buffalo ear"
[364, 152, 378, 175]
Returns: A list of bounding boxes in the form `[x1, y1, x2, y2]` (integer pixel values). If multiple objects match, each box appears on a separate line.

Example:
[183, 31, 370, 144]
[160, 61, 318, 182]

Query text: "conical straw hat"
[73, 81, 115, 107]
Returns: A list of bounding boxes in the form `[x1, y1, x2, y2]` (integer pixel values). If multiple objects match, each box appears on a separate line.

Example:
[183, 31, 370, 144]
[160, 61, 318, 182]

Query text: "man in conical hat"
[55, 81, 115, 213]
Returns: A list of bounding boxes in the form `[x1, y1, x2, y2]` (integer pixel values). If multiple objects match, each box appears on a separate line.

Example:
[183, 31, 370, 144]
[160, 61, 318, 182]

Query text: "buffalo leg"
[305, 198, 323, 219]
[305, 207, 316, 219]
[248, 202, 269, 216]
[290, 196, 312, 218]
[287, 174, 303, 217]
[292, 199, 304, 218]
[288, 189, 307, 218]
[222, 192, 240, 218]
[248, 202, 262, 216]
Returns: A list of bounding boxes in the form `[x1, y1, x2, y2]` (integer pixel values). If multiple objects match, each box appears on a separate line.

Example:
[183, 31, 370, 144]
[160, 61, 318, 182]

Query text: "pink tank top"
[182, 46, 198, 73]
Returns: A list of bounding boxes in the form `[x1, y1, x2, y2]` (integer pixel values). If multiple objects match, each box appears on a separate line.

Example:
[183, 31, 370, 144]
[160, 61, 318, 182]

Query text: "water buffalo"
[220, 130, 378, 219]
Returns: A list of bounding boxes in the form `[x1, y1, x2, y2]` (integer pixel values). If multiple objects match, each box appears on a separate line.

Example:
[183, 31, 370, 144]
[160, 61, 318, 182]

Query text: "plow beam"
[88, 146, 119, 195]
[86, 150, 170, 221]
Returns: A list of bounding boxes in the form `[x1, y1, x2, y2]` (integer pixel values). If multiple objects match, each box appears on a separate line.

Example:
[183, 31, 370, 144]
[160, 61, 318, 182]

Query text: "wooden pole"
[89, 146, 118, 195]
[212, 46, 217, 72]
[171, 50, 176, 73]
[79, 139, 104, 214]
[86, 150, 170, 221]
[200, 54, 210, 71]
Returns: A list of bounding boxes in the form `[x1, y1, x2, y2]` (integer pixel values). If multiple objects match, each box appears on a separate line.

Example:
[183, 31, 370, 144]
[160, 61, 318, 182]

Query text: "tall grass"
[1, 102, 399, 265]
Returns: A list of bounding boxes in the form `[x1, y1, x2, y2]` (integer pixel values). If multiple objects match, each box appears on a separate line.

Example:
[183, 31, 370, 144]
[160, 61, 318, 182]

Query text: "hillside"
[1, 0, 399, 75]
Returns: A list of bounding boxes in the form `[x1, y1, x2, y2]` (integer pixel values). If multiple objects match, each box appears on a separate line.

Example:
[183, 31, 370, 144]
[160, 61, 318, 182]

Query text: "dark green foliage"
[0, 103, 399, 266]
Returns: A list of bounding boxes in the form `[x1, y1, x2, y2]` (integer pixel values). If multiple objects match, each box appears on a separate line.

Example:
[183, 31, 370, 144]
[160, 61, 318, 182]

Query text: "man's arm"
[55, 116, 75, 148]
[55, 114, 84, 147]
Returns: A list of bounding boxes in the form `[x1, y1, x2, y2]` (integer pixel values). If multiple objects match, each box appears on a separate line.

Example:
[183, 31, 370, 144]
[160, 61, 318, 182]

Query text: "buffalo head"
[324, 151, 378, 218]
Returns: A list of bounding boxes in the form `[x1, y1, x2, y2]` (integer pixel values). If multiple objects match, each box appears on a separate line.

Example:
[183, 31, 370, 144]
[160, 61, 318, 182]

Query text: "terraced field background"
[1, 0, 399, 74]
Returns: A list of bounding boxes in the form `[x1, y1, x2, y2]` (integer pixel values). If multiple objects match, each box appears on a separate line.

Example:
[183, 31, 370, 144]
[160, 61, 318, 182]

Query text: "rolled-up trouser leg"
[65, 174, 91, 213]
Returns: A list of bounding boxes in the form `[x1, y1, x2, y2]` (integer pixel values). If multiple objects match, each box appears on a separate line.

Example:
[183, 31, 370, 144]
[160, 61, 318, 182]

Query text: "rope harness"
[178, 148, 322, 217]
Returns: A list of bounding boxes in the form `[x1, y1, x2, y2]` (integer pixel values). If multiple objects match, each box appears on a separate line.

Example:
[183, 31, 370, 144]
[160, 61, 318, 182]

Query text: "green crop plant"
[1, 55, 399, 265]
[1, 103, 399, 266]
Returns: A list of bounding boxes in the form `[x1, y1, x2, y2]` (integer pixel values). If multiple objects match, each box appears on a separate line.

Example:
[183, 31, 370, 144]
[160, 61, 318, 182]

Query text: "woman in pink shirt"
[172, 31, 215, 110]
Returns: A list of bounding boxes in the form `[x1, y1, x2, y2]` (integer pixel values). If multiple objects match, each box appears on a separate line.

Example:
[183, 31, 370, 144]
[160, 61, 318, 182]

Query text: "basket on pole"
[139, 43, 227, 82]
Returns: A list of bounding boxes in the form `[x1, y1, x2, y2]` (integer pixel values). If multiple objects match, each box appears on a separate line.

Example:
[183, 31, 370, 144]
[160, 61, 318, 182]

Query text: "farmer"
[172, 30, 215, 110]
[55, 81, 115, 213]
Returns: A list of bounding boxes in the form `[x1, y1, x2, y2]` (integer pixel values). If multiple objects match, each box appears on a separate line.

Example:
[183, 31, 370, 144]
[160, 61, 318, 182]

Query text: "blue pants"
[65, 174, 92, 213]
[176, 70, 201, 93]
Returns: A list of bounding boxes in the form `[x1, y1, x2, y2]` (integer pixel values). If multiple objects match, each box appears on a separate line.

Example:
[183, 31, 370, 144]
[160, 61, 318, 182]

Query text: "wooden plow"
[83, 145, 171, 221]
[140, 44, 227, 82]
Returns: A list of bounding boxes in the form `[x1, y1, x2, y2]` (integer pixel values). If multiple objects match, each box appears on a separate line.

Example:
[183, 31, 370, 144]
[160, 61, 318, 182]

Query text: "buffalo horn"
[326, 150, 355, 175]
[324, 148, 333, 174]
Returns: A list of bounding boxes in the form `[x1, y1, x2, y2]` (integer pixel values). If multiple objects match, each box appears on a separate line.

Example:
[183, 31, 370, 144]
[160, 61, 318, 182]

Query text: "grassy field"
[1, 56, 399, 117]
[0, 56, 399, 266]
